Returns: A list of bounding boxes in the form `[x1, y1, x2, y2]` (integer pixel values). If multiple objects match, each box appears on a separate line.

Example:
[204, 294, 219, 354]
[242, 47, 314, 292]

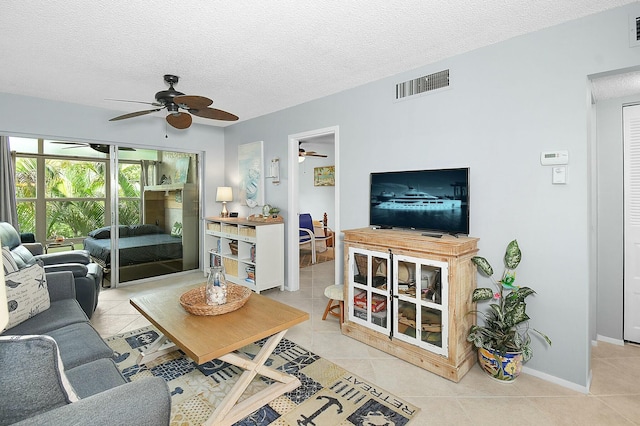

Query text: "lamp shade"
[216, 187, 233, 202]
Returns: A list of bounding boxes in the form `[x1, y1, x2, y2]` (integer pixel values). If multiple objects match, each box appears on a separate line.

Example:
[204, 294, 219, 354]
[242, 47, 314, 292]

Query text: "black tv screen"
[369, 168, 469, 235]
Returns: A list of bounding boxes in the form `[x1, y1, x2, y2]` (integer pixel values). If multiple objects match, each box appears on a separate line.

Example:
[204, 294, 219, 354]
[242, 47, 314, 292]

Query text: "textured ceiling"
[1, 1, 637, 127]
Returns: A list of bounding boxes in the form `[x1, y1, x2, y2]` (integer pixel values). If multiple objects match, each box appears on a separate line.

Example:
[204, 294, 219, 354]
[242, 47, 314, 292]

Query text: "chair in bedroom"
[299, 213, 333, 264]
[0, 222, 102, 319]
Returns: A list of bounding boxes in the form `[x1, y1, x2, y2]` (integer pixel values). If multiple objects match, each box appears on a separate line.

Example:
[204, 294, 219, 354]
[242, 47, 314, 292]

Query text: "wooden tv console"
[342, 227, 479, 382]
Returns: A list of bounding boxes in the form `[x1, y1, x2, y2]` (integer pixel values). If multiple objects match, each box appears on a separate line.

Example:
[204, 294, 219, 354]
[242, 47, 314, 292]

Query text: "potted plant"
[467, 239, 551, 381]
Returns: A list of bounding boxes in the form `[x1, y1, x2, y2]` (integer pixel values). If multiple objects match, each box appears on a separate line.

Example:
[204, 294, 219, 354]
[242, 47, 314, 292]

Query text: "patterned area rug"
[105, 326, 419, 426]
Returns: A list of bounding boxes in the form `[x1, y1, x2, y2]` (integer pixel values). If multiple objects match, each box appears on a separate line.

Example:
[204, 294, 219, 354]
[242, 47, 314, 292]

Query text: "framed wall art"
[238, 141, 264, 207]
[314, 166, 335, 186]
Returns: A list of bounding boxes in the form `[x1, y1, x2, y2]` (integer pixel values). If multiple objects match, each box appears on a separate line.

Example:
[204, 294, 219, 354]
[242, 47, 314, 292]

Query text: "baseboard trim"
[595, 334, 625, 346]
[521, 366, 590, 394]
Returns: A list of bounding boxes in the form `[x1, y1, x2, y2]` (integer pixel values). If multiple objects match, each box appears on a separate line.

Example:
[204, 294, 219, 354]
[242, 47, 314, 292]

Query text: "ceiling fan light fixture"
[298, 155, 305, 163]
[108, 75, 239, 129]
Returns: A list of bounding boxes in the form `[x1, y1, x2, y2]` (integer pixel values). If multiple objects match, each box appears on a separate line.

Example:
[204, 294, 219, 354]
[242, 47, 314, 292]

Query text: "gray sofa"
[0, 222, 102, 319]
[0, 271, 171, 425]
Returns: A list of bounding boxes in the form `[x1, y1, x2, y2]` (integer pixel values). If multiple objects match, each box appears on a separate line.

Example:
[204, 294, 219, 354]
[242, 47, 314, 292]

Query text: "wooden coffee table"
[130, 284, 309, 426]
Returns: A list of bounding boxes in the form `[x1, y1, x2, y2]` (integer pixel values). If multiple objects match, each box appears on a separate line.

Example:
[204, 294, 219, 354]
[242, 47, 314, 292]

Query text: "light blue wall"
[224, 3, 640, 388]
[1, 3, 639, 388]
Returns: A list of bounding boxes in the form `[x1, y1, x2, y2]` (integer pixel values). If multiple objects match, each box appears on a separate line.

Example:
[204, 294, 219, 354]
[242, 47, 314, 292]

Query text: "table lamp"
[216, 186, 233, 218]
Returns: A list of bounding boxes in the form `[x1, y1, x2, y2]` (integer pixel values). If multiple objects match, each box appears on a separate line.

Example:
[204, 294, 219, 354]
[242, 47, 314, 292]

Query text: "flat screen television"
[369, 167, 469, 235]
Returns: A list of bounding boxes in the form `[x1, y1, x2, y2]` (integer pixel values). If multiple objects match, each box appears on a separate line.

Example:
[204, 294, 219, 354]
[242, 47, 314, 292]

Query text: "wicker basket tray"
[180, 283, 252, 316]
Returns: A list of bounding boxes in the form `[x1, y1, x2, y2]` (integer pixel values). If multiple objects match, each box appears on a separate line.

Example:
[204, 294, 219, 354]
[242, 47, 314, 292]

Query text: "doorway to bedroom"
[9, 137, 200, 288]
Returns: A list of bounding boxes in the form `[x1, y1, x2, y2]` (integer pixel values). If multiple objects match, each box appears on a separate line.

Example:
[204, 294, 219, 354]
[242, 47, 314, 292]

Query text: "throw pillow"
[171, 221, 183, 238]
[5, 260, 50, 330]
[2, 246, 19, 274]
[0, 335, 79, 423]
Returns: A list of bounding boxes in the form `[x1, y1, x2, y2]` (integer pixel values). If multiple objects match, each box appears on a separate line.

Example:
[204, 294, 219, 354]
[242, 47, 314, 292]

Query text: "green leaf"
[522, 345, 533, 362]
[504, 302, 529, 326]
[507, 287, 536, 305]
[504, 240, 521, 269]
[472, 256, 493, 276]
[472, 287, 494, 302]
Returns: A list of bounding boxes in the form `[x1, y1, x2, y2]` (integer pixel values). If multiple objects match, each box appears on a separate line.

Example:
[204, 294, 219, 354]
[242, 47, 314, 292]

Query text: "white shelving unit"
[204, 217, 284, 293]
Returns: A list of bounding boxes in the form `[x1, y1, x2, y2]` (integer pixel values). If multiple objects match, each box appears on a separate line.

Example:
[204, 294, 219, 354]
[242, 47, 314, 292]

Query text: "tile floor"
[91, 261, 640, 425]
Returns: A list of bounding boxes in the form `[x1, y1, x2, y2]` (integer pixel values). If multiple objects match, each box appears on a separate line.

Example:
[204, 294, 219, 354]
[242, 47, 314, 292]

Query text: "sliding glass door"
[10, 138, 200, 287]
[115, 150, 200, 284]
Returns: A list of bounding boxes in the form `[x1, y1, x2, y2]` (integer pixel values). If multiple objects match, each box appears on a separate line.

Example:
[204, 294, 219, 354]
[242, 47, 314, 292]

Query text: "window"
[118, 162, 143, 226]
[15, 155, 36, 234]
[11, 138, 145, 240]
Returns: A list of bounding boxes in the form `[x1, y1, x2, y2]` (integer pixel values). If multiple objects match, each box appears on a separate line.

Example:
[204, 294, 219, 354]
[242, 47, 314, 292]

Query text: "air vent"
[629, 14, 640, 47]
[395, 69, 449, 100]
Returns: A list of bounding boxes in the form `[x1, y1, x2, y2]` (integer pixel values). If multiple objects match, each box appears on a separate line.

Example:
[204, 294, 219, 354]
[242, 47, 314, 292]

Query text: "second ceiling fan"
[299, 142, 327, 160]
[109, 74, 238, 129]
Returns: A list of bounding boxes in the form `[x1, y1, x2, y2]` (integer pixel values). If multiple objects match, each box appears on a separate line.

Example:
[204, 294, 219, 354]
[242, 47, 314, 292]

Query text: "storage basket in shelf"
[180, 283, 252, 316]
[221, 224, 237, 235]
[239, 227, 256, 237]
[207, 222, 221, 232]
[223, 258, 238, 276]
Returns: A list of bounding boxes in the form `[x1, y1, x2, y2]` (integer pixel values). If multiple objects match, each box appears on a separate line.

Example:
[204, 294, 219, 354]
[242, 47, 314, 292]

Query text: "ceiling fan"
[51, 142, 135, 154]
[299, 142, 327, 160]
[108, 74, 238, 129]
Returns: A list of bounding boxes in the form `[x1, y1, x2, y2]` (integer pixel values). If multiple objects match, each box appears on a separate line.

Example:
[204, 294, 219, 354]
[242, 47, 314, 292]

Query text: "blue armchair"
[0, 222, 102, 318]
[299, 213, 333, 264]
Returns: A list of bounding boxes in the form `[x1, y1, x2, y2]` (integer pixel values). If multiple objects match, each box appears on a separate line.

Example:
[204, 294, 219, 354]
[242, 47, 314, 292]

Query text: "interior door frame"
[286, 126, 340, 291]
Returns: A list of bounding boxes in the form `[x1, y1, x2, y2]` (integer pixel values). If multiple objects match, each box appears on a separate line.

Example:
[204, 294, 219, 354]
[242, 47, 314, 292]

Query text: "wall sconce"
[267, 158, 280, 185]
[216, 186, 233, 218]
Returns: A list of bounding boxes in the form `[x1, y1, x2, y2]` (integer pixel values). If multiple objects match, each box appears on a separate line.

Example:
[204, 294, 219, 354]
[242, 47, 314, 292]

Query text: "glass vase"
[206, 266, 227, 305]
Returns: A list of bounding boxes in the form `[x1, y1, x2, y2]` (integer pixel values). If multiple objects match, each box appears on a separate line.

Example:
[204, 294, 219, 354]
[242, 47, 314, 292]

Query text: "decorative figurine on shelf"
[206, 266, 227, 305]
[262, 204, 272, 218]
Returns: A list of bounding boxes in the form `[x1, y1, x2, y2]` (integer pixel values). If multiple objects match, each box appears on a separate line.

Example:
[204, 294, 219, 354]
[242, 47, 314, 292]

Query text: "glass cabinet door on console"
[393, 255, 449, 356]
[348, 247, 390, 334]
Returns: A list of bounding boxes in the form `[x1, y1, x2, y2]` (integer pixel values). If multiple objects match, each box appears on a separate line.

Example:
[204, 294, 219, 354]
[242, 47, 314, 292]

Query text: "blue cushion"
[299, 213, 314, 238]
[128, 224, 162, 236]
[4, 299, 88, 336]
[46, 323, 114, 370]
[87, 225, 130, 239]
[0, 335, 79, 424]
[65, 358, 126, 398]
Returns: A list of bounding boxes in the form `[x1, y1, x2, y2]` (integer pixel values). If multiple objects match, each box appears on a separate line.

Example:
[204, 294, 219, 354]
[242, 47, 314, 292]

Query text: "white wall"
[223, 3, 640, 388]
[595, 93, 640, 341]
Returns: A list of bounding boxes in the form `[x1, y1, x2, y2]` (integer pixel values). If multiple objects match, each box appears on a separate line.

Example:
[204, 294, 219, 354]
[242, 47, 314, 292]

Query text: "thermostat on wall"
[540, 150, 569, 165]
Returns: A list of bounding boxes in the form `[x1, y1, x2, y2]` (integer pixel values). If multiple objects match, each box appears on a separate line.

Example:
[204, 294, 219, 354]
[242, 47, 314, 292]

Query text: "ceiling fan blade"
[174, 95, 213, 109]
[190, 107, 239, 121]
[166, 112, 192, 129]
[109, 108, 163, 121]
[51, 141, 88, 149]
[307, 153, 328, 158]
[106, 99, 163, 107]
